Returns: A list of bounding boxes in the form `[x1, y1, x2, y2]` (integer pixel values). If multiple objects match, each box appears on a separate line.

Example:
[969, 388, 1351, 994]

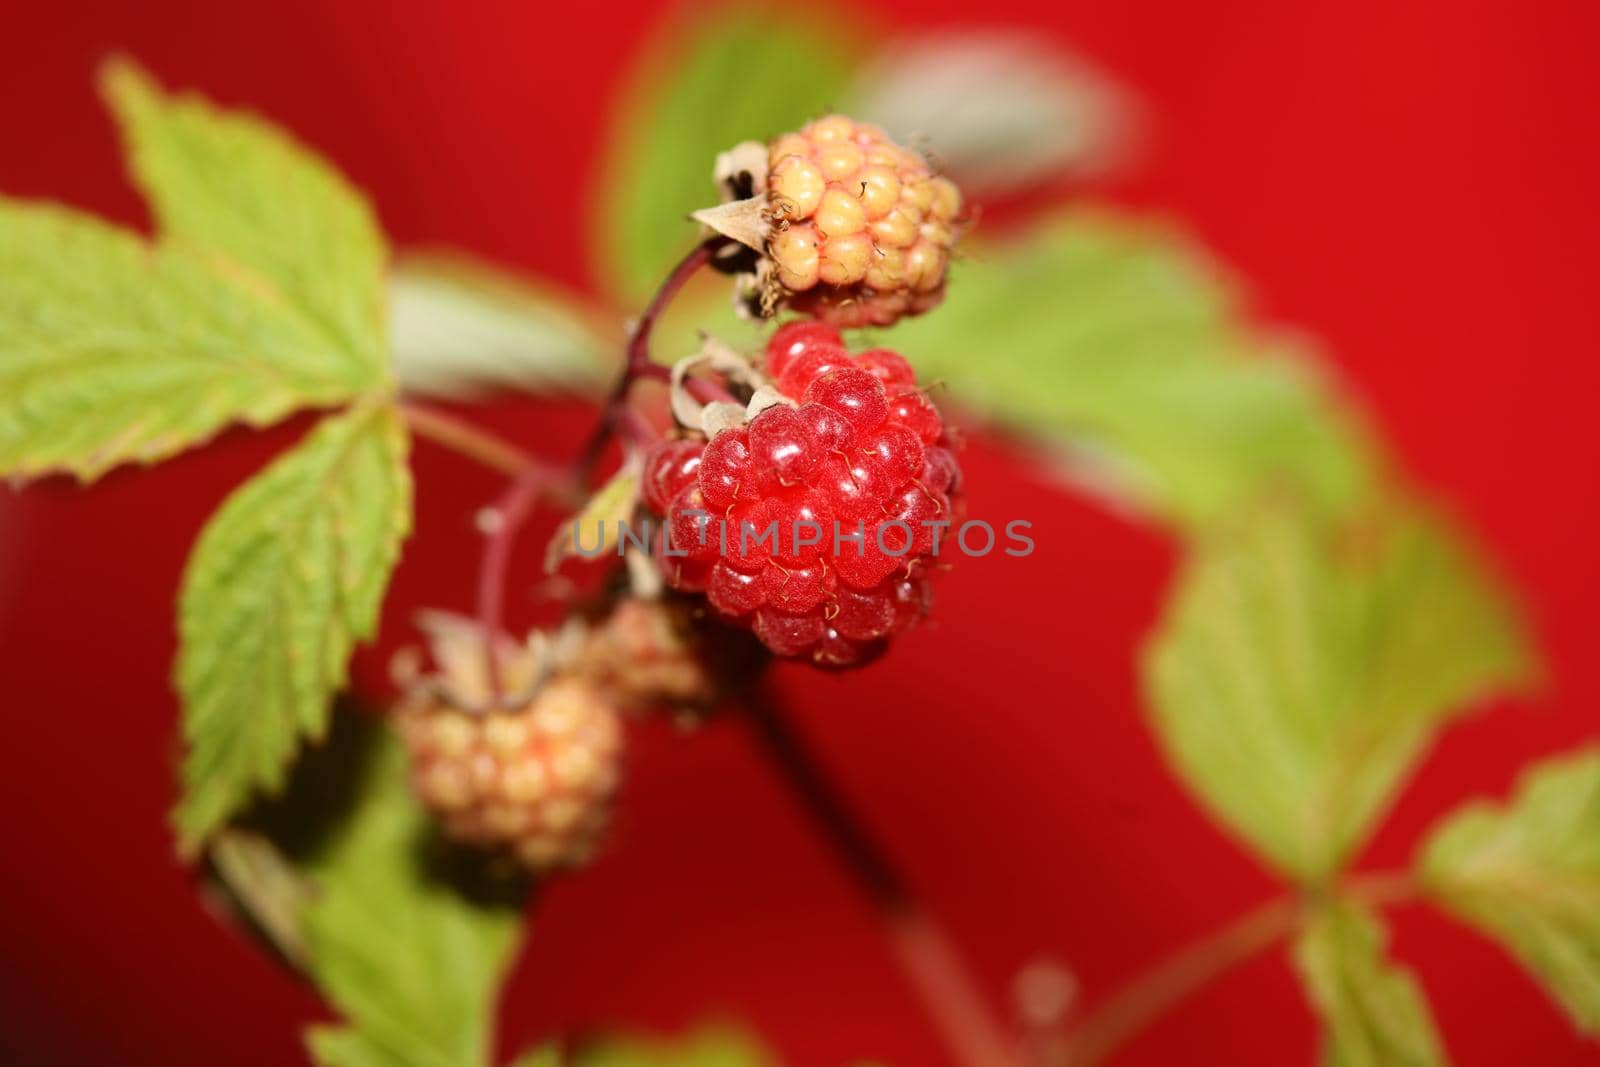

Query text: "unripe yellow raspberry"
[392, 615, 623, 872]
[764, 114, 963, 328]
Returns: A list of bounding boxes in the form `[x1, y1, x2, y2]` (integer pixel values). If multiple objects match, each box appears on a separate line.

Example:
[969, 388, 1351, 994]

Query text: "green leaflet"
[175, 404, 411, 851]
[297, 727, 523, 1067]
[1142, 499, 1536, 882]
[593, 5, 860, 302]
[388, 254, 617, 400]
[0, 200, 371, 481]
[1294, 900, 1450, 1067]
[103, 59, 390, 378]
[0, 59, 392, 482]
[886, 210, 1379, 529]
[1419, 747, 1600, 1035]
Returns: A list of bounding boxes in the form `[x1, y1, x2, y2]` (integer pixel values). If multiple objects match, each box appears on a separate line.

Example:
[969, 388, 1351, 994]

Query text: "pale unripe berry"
[763, 114, 963, 328]
[392, 617, 623, 872]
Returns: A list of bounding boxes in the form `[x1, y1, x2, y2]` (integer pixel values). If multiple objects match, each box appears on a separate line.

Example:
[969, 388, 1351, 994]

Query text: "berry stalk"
[742, 684, 1020, 1067]
[475, 465, 557, 706]
[461, 238, 734, 700]
[573, 236, 733, 479]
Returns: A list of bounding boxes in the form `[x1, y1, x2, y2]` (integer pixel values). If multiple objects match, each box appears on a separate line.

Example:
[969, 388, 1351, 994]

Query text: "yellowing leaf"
[1294, 900, 1450, 1067]
[509, 1051, 563, 1067]
[303, 731, 523, 1067]
[1143, 499, 1536, 882]
[208, 828, 317, 969]
[545, 463, 641, 573]
[0, 200, 370, 481]
[594, 6, 861, 301]
[175, 404, 411, 851]
[887, 210, 1379, 529]
[576, 1026, 778, 1067]
[1419, 747, 1600, 1035]
[389, 254, 616, 400]
[102, 59, 389, 377]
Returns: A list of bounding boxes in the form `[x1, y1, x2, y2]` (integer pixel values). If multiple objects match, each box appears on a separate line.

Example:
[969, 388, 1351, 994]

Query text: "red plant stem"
[474, 465, 554, 706]
[742, 684, 1020, 1067]
[574, 238, 727, 477]
[466, 238, 729, 702]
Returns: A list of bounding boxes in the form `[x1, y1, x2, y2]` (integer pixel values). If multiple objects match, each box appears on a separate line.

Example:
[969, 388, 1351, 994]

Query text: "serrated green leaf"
[303, 731, 523, 1067]
[0, 200, 372, 481]
[102, 59, 388, 377]
[175, 403, 411, 851]
[1143, 499, 1536, 882]
[578, 1026, 778, 1067]
[594, 5, 861, 301]
[389, 254, 616, 400]
[1419, 747, 1600, 1034]
[886, 210, 1379, 528]
[1294, 900, 1450, 1067]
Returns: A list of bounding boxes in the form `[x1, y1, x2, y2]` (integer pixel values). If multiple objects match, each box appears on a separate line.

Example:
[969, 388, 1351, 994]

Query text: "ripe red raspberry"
[393, 617, 623, 871]
[641, 327, 961, 668]
[764, 114, 963, 328]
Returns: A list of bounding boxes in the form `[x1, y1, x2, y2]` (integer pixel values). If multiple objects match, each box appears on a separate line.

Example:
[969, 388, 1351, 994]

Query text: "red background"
[1, 1, 1597, 1064]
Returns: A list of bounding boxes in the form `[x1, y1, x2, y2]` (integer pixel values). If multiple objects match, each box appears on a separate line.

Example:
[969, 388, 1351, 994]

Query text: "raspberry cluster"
[643, 321, 962, 668]
[394, 619, 623, 871]
[765, 114, 962, 329]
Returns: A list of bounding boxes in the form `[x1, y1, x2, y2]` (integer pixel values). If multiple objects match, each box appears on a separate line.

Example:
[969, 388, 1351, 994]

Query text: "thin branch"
[474, 465, 558, 705]
[742, 683, 1020, 1067]
[400, 400, 535, 478]
[458, 238, 729, 701]
[573, 238, 728, 479]
[1059, 896, 1303, 1067]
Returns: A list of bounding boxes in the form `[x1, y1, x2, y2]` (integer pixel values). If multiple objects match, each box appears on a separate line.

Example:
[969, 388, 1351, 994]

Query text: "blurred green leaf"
[390, 254, 617, 400]
[176, 404, 411, 851]
[208, 828, 318, 969]
[508, 1051, 564, 1067]
[887, 210, 1378, 528]
[304, 729, 524, 1067]
[849, 32, 1137, 196]
[1419, 747, 1600, 1035]
[577, 1026, 778, 1067]
[0, 200, 370, 481]
[103, 59, 389, 377]
[1294, 900, 1449, 1067]
[1142, 499, 1536, 882]
[594, 5, 861, 302]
